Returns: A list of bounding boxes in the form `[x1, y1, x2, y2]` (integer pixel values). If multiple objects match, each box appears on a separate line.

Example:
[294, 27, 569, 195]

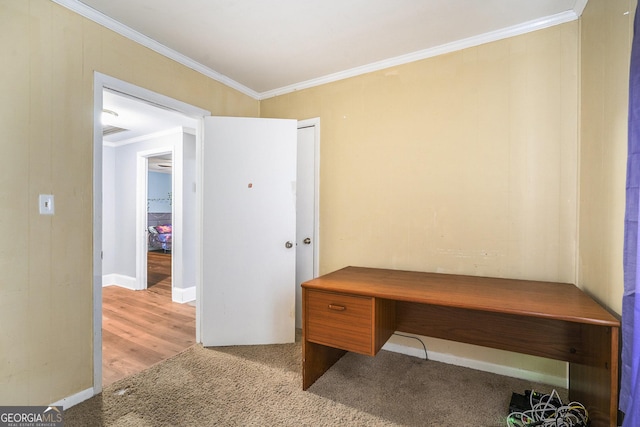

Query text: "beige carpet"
[64, 341, 565, 426]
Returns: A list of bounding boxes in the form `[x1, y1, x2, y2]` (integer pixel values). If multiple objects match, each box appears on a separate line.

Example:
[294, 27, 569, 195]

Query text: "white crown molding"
[51, 0, 260, 100]
[53, 0, 583, 101]
[573, 0, 588, 17]
[258, 10, 580, 99]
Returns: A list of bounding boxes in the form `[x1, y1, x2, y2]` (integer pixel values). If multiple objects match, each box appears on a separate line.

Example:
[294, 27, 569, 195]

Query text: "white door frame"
[297, 118, 321, 279]
[136, 148, 175, 292]
[92, 72, 210, 394]
[294, 119, 321, 329]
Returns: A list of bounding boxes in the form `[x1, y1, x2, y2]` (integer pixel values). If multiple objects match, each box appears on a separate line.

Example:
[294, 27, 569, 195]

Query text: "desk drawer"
[305, 289, 373, 355]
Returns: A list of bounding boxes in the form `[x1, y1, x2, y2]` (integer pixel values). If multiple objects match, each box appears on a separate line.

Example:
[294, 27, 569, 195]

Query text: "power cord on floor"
[392, 332, 428, 360]
[506, 389, 589, 427]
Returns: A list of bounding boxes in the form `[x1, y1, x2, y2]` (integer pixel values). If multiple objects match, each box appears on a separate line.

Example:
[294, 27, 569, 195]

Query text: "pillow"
[155, 224, 172, 234]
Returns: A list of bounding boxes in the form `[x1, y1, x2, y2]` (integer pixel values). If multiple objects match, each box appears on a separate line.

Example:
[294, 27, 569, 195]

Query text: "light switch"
[39, 194, 54, 215]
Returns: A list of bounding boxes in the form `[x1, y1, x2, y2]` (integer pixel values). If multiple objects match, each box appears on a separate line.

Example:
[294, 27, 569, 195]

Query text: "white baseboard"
[172, 286, 196, 303]
[382, 341, 568, 389]
[50, 387, 94, 410]
[102, 274, 137, 290]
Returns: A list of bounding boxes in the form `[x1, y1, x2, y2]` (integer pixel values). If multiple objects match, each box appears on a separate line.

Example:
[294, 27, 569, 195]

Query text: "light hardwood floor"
[102, 251, 196, 386]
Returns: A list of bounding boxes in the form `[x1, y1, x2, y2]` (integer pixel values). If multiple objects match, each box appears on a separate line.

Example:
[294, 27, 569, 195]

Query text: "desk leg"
[568, 325, 619, 427]
[302, 339, 346, 390]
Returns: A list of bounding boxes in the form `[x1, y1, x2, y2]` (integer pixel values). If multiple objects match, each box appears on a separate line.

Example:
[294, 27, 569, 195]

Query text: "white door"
[295, 124, 317, 328]
[201, 116, 297, 346]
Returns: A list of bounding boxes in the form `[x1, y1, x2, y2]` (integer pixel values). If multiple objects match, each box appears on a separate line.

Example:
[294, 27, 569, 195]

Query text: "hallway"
[102, 252, 195, 386]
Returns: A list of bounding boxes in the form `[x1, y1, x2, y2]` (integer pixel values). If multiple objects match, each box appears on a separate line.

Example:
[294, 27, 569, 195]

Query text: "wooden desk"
[302, 266, 620, 427]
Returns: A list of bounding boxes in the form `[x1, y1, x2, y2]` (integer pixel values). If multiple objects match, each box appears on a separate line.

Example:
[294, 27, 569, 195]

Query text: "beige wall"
[578, 0, 636, 315]
[0, 0, 258, 405]
[263, 25, 579, 283]
[263, 22, 579, 382]
[1, 0, 634, 407]
[263, 0, 638, 384]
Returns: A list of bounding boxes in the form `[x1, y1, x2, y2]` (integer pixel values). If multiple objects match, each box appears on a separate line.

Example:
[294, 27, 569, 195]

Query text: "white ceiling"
[102, 89, 198, 144]
[86, 0, 587, 148]
[58, 0, 587, 99]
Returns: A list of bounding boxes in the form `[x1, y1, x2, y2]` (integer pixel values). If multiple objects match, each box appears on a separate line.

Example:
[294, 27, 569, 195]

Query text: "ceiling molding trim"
[573, 0, 588, 17]
[51, 0, 260, 100]
[53, 0, 583, 101]
[259, 10, 579, 100]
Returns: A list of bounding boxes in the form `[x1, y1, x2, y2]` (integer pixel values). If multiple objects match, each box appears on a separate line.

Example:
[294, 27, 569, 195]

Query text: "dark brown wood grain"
[302, 288, 347, 390]
[305, 289, 374, 355]
[396, 302, 586, 362]
[301, 266, 620, 426]
[304, 267, 619, 326]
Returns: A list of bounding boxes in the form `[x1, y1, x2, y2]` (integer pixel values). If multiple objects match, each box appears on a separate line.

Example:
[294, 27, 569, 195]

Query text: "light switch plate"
[39, 194, 54, 215]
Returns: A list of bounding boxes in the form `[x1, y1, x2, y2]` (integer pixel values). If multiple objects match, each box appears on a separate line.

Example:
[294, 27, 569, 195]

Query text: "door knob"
[285, 241, 293, 249]
[303, 238, 311, 245]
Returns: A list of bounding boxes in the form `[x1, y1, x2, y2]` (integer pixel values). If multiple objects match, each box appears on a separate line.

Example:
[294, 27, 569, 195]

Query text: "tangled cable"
[506, 389, 589, 427]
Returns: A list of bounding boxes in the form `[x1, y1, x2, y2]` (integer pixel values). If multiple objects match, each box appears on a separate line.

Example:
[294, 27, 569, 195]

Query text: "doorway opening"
[92, 72, 320, 394]
[147, 153, 173, 290]
[96, 75, 204, 388]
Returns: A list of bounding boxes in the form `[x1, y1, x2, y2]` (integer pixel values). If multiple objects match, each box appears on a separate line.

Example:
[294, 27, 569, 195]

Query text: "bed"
[148, 224, 172, 252]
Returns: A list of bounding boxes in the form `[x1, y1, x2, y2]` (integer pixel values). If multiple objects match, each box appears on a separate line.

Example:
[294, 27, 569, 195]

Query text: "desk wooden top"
[302, 266, 619, 327]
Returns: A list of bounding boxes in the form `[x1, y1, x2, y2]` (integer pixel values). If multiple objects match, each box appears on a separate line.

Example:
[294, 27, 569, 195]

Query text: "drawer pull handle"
[328, 304, 346, 311]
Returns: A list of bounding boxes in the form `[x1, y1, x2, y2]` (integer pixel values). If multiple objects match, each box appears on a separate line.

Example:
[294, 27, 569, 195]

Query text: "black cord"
[393, 332, 428, 360]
